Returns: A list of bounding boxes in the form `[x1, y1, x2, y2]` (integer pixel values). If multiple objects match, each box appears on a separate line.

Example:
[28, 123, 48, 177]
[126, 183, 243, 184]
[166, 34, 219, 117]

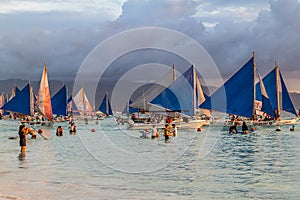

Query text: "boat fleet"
[0, 52, 299, 131]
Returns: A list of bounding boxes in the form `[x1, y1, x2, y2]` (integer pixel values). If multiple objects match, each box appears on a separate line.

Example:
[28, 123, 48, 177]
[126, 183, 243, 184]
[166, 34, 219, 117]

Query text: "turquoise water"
[0, 119, 300, 199]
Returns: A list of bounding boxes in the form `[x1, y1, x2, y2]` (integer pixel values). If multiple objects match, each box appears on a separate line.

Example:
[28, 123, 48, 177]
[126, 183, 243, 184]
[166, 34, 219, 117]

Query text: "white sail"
[73, 88, 94, 116]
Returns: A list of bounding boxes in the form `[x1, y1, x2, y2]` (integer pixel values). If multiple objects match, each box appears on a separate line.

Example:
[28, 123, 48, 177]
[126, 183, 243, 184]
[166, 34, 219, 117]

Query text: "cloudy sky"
[1, 0, 300, 92]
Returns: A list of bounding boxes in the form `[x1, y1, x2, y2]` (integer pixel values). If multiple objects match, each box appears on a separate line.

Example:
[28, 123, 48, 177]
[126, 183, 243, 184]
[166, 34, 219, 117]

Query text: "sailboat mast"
[82, 88, 86, 115]
[29, 82, 35, 116]
[252, 52, 257, 120]
[275, 61, 281, 119]
[172, 64, 176, 81]
[193, 65, 197, 116]
[105, 92, 109, 115]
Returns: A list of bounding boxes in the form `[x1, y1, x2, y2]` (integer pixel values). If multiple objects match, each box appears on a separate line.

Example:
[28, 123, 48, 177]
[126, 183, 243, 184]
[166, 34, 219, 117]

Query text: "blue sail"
[122, 100, 135, 114]
[151, 65, 196, 116]
[255, 83, 262, 101]
[2, 83, 33, 115]
[261, 68, 278, 111]
[257, 72, 275, 117]
[280, 72, 298, 116]
[99, 93, 113, 115]
[125, 100, 138, 114]
[15, 87, 21, 96]
[200, 57, 255, 118]
[262, 67, 297, 117]
[51, 85, 67, 116]
[151, 87, 181, 111]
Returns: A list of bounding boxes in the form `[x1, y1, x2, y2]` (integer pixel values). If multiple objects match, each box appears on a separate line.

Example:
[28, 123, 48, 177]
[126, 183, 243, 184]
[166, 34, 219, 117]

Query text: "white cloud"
[0, 0, 126, 19]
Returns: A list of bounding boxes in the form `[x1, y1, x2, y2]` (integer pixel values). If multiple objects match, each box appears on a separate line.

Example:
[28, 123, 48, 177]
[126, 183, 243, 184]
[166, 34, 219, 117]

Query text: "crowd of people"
[229, 121, 296, 134]
[141, 123, 177, 143]
[17, 121, 78, 156]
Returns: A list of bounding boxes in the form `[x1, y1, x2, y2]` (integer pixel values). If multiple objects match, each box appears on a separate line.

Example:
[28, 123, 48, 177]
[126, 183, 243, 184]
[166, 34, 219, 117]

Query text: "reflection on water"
[0, 120, 299, 199]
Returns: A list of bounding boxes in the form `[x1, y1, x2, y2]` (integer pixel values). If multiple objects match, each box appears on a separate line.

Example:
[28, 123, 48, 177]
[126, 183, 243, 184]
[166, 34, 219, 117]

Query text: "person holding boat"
[242, 122, 249, 134]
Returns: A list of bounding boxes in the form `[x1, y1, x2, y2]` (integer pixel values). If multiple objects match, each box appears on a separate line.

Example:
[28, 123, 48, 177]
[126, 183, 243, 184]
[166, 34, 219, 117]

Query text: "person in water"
[229, 123, 238, 133]
[242, 121, 249, 134]
[171, 124, 177, 137]
[151, 125, 159, 139]
[290, 125, 295, 132]
[141, 128, 150, 138]
[56, 126, 63, 136]
[164, 123, 172, 143]
[275, 126, 281, 131]
[69, 122, 76, 134]
[18, 124, 28, 155]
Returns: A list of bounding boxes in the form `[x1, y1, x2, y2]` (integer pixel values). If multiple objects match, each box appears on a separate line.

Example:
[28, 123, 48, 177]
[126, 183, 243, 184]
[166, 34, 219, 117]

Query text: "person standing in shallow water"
[164, 123, 172, 143]
[56, 126, 63, 136]
[171, 124, 177, 137]
[69, 122, 76, 134]
[242, 121, 249, 134]
[18, 124, 27, 155]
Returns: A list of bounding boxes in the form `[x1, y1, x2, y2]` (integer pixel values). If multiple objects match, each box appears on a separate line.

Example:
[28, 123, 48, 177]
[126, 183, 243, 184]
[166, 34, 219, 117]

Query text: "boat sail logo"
[73, 27, 225, 173]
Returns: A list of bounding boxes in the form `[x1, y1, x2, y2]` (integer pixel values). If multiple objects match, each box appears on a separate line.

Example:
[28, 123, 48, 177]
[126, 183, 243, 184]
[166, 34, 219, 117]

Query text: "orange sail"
[36, 63, 53, 120]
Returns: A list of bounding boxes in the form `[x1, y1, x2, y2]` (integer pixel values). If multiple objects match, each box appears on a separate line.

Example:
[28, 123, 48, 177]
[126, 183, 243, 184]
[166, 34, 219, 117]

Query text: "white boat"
[128, 65, 211, 130]
[127, 118, 207, 130]
[200, 53, 298, 129]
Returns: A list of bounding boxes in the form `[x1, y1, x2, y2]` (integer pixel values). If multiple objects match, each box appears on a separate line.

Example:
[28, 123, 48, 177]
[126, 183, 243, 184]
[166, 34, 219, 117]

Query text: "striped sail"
[36, 64, 53, 120]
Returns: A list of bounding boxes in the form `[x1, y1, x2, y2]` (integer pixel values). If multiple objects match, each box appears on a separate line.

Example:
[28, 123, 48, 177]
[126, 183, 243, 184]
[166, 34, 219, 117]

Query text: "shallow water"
[0, 119, 299, 199]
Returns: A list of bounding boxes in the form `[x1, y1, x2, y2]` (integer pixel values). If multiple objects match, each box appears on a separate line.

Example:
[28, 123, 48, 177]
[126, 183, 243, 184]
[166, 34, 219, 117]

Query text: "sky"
[0, 0, 300, 92]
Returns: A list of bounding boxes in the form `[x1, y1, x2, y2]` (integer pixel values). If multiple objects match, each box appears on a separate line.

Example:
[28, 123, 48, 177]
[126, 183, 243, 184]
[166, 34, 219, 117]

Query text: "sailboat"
[1, 83, 35, 116]
[128, 65, 210, 130]
[258, 61, 298, 125]
[67, 96, 80, 116]
[130, 65, 177, 110]
[36, 63, 53, 121]
[200, 53, 297, 127]
[200, 54, 257, 120]
[73, 87, 94, 117]
[255, 72, 274, 118]
[51, 85, 67, 117]
[98, 92, 113, 116]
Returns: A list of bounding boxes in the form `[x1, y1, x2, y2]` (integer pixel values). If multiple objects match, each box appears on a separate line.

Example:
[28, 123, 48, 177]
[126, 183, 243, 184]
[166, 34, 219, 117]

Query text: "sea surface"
[0, 118, 300, 200]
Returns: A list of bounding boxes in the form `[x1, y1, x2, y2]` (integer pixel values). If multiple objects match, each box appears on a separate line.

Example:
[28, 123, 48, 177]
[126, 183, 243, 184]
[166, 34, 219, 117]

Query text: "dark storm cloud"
[201, 0, 300, 81]
[0, 11, 109, 80]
